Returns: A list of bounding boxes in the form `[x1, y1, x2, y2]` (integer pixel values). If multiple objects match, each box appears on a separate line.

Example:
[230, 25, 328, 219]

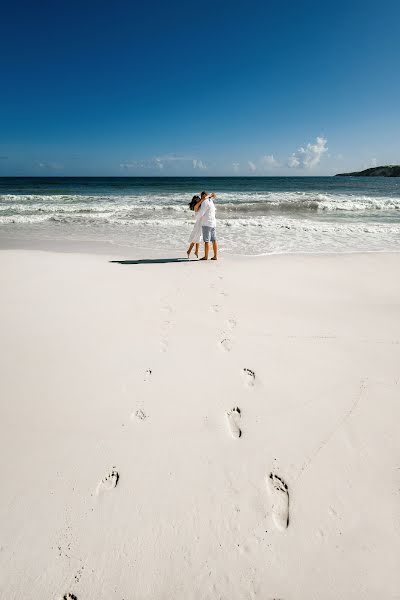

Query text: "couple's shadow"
[110, 257, 191, 265]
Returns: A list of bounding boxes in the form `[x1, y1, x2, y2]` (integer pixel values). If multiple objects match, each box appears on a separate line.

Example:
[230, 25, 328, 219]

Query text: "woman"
[187, 195, 204, 258]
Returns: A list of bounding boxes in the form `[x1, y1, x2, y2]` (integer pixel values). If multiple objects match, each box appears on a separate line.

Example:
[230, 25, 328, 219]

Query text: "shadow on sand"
[110, 257, 191, 265]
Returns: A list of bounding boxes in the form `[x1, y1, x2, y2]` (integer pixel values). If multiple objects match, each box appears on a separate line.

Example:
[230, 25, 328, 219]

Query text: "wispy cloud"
[261, 154, 280, 168]
[120, 154, 206, 171]
[232, 162, 240, 172]
[288, 154, 300, 168]
[288, 136, 328, 169]
[120, 157, 166, 170]
[120, 161, 146, 169]
[37, 161, 64, 170]
[362, 157, 378, 169]
[192, 159, 207, 170]
[248, 161, 256, 173]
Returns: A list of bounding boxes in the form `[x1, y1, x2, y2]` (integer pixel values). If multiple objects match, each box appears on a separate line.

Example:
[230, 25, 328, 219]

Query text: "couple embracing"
[187, 191, 218, 261]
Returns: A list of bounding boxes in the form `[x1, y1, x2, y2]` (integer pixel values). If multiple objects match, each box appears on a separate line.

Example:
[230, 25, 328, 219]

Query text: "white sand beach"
[0, 248, 399, 600]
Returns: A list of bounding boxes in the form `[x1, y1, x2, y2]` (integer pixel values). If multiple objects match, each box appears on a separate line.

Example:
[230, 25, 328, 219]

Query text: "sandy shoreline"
[2, 233, 400, 260]
[0, 249, 399, 599]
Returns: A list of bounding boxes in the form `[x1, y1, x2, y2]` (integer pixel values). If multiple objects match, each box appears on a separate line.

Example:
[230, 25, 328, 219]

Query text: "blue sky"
[1, 0, 400, 176]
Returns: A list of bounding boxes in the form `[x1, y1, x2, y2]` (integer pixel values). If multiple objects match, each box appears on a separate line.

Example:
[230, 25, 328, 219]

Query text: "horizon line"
[0, 174, 338, 179]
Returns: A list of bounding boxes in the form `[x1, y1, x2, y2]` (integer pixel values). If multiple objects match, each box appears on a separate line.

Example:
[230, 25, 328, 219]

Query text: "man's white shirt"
[198, 198, 216, 228]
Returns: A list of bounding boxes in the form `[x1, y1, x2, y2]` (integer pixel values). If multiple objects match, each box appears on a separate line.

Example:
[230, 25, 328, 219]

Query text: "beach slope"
[0, 250, 399, 599]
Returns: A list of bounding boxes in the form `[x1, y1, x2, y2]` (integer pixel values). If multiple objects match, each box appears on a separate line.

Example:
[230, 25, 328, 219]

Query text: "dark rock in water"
[335, 165, 400, 177]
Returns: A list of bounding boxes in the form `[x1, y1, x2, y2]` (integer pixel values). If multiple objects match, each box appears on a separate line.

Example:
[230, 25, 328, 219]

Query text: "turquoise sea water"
[1, 176, 399, 255]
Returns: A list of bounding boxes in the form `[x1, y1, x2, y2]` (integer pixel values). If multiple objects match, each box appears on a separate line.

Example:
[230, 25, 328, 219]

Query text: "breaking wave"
[1, 191, 400, 220]
[1, 189, 400, 255]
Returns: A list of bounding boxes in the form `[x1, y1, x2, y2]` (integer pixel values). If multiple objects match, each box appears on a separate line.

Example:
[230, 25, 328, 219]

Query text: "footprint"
[227, 319, 237, 330]
[63, 595, 78, 600]
[267, 473, 289, 531]
[133, 409, 147, 421]
[211, 305, 220, 313]
[74, 564, 84, 583]
[144, 369, 152, 382]
[96, 469, 119, 495]
[243, 368, 255, 386]
[220, 338, 233, 352]
[226, 407, 241, 439]
[160, 339, 168, 352]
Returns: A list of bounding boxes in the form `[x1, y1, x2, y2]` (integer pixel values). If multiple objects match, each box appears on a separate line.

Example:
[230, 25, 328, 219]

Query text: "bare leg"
[211, 240, 218, 260]
[187, 242, 195, 258]
[201, 242, 210, 260]
[195, 243, 199, 258]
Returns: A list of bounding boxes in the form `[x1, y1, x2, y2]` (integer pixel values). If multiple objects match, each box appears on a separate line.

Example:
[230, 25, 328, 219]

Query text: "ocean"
[0, 176, 399, 255]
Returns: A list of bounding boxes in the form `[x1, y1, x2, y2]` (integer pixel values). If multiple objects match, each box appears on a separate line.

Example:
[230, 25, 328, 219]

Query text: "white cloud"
[248, 161, 256, 172]
[261, 154, 280, 168]
[120, 154, 206, 171]
[232, 162, 240, 172]
[120, 158, 158, 170]
[120, 160, 147, 169]
[37, 161, 63, 170]
[362, 157, 378, 170]
[288, 154, 301, 168]
[288, 136, 328, 169]
[192, 159, 207, 170]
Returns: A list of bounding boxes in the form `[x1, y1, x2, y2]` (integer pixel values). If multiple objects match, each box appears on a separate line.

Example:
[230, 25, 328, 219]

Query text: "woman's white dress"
[188, 210, 202, 243]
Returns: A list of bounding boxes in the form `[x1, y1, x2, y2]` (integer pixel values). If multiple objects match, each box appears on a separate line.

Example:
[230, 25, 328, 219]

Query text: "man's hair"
[200, 191, 208, 198]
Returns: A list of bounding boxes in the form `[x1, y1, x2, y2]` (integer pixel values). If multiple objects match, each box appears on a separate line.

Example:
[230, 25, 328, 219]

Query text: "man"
[197, 191, 218, 261]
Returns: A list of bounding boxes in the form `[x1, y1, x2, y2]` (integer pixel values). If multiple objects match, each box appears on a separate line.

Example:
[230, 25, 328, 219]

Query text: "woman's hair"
[189, 195, 200, 211]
